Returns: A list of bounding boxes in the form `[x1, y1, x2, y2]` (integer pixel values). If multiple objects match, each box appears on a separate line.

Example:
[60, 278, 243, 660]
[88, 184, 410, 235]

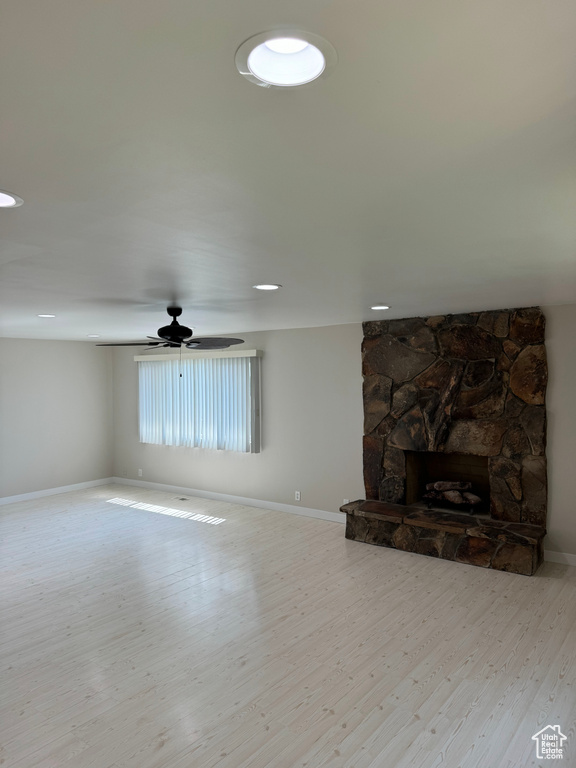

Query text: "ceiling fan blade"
[95, 342, 159, 346]
[194, 337, 244, 345]
[185, 337, 244, 350]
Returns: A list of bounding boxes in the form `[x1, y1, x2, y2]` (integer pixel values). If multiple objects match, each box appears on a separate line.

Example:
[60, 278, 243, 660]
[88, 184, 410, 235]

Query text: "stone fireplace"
[342, 307, 548, 575]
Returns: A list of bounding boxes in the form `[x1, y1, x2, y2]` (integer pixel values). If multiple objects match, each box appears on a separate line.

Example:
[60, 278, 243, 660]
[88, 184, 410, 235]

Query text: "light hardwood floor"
[1, 485, 575, 767]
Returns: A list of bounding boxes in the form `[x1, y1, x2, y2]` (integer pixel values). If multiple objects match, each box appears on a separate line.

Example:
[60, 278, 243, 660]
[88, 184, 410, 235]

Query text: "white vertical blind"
[138, 356, 260, 452]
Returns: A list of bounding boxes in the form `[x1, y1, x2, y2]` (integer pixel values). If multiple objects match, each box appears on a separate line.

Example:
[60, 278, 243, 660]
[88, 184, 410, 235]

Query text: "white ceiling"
[1, 0, 575, 341]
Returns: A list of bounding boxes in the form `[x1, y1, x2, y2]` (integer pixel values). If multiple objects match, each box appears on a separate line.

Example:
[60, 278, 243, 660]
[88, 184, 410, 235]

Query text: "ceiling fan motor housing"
[158, 307, 192, 342]
[157, 320, 193, 342]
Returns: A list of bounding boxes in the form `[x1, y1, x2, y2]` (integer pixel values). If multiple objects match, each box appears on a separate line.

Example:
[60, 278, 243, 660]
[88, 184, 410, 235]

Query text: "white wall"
[0, 339, 113, 498]
[112, 324, 366, 514]
[542, 304, 576, 556]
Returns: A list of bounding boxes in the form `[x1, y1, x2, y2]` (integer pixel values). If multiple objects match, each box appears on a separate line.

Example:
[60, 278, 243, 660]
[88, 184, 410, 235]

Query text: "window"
[137, 351, 261, 453]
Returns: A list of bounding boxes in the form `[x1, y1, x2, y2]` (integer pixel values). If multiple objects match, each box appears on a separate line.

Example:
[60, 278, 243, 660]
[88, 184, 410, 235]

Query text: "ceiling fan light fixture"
[0, 190, 24, 208]
[236, 31, 336, 88]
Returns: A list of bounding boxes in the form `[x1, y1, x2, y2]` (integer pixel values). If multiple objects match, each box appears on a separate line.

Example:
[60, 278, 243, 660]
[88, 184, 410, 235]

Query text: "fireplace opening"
[405, 451, 490, 515]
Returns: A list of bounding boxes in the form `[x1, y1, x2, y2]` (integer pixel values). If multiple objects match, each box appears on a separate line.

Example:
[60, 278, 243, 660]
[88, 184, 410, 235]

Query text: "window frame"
[135, 349, 261, 453]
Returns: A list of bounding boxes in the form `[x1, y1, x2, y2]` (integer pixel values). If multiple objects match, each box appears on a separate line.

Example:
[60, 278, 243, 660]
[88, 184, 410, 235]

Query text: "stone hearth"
[348, 307, 548, 574]
[341, 500, 545, 575]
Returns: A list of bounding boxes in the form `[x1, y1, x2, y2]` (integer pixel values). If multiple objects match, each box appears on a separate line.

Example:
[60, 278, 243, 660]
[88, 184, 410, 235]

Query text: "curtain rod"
[134, 349, 261, 362]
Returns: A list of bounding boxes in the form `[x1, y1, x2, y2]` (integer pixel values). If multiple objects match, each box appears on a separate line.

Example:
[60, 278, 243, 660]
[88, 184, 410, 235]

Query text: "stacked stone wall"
[362, 307, 547, 526]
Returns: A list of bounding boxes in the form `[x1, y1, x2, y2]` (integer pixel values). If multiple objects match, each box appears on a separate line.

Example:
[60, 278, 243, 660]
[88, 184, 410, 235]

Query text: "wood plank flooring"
[1, 484, 575, 767]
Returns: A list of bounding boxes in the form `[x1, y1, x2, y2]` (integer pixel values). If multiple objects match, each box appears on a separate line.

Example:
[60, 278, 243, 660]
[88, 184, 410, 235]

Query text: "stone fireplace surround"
[341, 307, 548, 575]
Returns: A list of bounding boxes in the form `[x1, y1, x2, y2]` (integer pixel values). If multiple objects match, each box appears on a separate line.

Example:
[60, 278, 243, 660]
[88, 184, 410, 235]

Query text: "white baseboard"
[111, 477, 346, 524]
[0, 477, 115, 506]
[544, 550, 576, 567]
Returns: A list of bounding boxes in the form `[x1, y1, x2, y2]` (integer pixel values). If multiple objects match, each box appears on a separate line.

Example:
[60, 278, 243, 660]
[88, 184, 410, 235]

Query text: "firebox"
[405, 451, 490, 515]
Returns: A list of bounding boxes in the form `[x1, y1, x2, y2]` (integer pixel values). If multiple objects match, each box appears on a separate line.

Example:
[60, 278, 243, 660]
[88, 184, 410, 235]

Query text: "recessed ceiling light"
[253, 284, 282, 290]
[87, 334, 100, 338]
[371, 305, 390, 311]
[236, 31, 337, 88]
[265, 38, 308, 54]
[0, 190, 24, 208]
[37, 314, 56, 318]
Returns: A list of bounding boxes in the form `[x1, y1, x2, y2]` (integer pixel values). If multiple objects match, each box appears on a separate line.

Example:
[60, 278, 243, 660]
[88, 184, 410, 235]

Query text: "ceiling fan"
[96, 306, 244, 351]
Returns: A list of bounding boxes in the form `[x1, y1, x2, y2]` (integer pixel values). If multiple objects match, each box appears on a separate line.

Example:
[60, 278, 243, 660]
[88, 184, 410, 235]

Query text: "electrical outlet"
[138, 468, 143, 477]
[295, 491, 301, 502]
[343, 499, 350, 505]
